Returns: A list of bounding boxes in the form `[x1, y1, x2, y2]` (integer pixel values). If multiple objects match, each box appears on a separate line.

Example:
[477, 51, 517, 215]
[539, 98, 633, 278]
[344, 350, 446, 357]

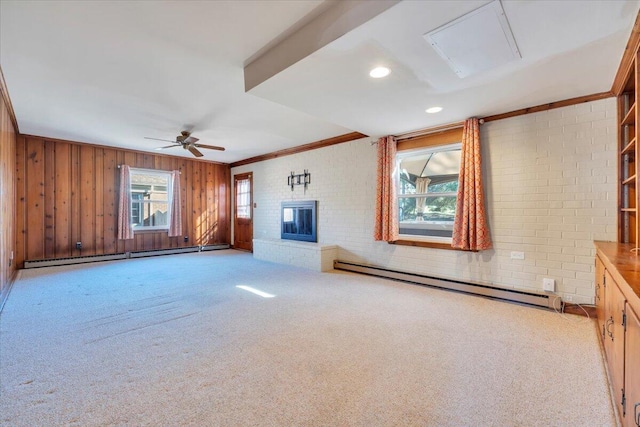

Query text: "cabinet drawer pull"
[606, 318, 614, 340]
[595, 283, 600, 300]
[635, 402, 640, 427]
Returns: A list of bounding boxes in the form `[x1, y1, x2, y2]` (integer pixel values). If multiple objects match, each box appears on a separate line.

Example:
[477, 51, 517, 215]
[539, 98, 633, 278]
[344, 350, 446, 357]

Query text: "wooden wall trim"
[481, 91, 614, 123]
[231, 88, 613, 168]
[20, 134, 228, 166]
[0, 65, 19, 133]
[0, 83, 17, 309]
[612, 10, 640, 96]
[230, 131, 367, 168]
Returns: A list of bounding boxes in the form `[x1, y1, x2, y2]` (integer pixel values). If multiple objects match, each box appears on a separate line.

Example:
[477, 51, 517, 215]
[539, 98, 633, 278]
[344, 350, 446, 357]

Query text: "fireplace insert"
[281, 200, 317, 242]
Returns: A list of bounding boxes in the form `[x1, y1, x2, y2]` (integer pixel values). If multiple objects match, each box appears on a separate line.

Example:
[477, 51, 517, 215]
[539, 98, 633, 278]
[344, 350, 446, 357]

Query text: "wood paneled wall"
[15, 136, 230, 268]
[0, 85, 17, 305]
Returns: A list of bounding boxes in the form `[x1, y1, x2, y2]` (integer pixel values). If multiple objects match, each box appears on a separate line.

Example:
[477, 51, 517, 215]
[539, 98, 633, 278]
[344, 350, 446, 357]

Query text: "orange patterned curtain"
[374, 136, 399, 242]
[451, 118, 492, 251]
[117, 165, 134, 240]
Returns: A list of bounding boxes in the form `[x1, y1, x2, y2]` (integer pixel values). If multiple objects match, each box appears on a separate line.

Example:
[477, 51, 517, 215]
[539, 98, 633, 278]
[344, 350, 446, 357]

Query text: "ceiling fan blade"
[184, 136, 199, 144]
[195, 143, 225, 151]
[155, 145, 178, 151]
[188, 146, 204, 157]
[145, 136, 176, 143]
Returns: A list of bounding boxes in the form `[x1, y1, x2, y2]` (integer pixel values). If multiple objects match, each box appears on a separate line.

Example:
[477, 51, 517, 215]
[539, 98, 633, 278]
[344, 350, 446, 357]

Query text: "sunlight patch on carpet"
[236, 285, 275, 298]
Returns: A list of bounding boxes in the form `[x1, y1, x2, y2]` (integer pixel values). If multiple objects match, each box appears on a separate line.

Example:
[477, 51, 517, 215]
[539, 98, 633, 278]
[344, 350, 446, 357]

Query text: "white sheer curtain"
[117, 165, 134, 240]
[415, 177, 431, 216]
[168, 170, 182, 237]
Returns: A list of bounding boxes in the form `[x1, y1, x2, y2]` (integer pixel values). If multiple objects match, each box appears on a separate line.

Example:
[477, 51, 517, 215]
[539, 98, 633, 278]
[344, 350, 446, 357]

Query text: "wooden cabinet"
[625, 304, 640, 427]
[596, 256, 607, 342]
[618, 52, 639, 245]
[595, 242, 640, 427]
[603, 271, 629, 416]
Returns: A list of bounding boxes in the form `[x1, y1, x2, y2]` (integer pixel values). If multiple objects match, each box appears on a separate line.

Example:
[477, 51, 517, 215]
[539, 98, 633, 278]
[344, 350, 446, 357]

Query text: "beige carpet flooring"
[0, 250, 616, 426]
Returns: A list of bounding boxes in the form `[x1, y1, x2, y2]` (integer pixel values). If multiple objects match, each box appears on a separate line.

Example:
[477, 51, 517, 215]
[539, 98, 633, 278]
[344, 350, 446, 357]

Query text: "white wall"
[232, 98, 618, 304]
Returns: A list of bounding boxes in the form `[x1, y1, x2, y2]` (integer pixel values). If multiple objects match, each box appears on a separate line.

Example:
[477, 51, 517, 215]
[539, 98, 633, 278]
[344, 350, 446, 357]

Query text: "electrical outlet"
[565, 295, 573, 302]
[510, 251, 525, 260]
[543, 278, 555, 292]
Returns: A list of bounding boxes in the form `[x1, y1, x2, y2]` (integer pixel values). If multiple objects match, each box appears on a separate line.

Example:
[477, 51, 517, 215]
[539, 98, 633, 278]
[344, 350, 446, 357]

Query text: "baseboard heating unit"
[128, 246, 201, 259]
[24, 244, 231, 268]
[333, 260, 562, 310]
[24, 253, 128, 268]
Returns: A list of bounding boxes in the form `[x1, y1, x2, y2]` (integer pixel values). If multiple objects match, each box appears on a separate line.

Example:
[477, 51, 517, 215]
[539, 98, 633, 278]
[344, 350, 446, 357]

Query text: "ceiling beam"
[244, 0, 400, 92]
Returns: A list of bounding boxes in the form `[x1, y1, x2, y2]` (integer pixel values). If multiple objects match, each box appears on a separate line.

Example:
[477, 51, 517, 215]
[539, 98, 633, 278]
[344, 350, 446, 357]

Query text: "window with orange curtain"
[397, 143, 461, 241]
[394, 128, 463, 245]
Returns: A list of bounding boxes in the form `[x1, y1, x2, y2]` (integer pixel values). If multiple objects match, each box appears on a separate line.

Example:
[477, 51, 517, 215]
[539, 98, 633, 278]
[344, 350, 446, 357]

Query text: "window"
[396, 142, 461, 242]
[129, 168, 172, 231]
[235, 177, 251, 219]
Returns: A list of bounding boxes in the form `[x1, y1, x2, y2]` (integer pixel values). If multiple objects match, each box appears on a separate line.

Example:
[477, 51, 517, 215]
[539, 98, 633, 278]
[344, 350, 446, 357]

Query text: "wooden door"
[604, 271, 627, 415]
[624, 304, 640, 427]
[595, 256, 607, 343]
[234, 172, 253, 252]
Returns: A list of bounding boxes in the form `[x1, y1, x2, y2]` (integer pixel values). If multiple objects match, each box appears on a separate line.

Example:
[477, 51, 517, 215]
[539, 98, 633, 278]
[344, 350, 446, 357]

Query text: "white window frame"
[396, 142, 461, 243]
[129, 168, 173, 232]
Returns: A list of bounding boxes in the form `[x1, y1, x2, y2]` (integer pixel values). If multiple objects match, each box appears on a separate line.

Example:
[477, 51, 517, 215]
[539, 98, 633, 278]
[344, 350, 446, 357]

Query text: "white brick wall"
[232, 98, 618, 304]
[253, 238, 338, 272]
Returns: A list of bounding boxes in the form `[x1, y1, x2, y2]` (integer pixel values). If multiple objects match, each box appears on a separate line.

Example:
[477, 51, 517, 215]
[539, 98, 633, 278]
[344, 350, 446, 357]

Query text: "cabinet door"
[595, 256, 607, 342]
[604, 271, 627, 411]
[624, 304, 640, 427]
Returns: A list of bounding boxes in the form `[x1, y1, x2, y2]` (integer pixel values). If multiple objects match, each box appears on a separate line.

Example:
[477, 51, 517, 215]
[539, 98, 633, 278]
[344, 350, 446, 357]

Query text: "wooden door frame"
[233, 172, 253, 252]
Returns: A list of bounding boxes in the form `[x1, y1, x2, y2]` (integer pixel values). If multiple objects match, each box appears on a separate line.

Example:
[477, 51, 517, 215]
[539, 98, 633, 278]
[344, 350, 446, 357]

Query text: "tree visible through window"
[130, 169, 172, 230]
[396, 143, 461, 240]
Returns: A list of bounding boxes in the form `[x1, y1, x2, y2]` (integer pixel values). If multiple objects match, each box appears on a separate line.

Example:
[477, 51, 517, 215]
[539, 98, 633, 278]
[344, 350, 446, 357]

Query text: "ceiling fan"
[145, 131, 225, 157]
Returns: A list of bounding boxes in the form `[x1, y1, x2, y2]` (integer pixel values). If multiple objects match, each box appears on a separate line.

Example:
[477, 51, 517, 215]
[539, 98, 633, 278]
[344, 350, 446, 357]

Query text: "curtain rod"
[393, 119, 484, 142]
[117, 165, 181, 174]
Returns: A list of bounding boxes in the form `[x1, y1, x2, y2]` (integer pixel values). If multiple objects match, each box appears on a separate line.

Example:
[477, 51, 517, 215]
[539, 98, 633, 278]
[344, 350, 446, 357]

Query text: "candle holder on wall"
[288, 170, 311, 192]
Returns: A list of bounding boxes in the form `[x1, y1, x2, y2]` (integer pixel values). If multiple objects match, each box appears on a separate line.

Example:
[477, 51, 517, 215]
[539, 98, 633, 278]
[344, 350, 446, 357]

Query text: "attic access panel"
[425, 0, 521, 78]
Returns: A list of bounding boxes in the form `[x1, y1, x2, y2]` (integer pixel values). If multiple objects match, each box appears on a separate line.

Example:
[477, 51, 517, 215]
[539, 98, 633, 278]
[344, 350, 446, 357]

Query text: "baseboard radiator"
[333, 260, 561, 310]
[24, 244, 231, 269]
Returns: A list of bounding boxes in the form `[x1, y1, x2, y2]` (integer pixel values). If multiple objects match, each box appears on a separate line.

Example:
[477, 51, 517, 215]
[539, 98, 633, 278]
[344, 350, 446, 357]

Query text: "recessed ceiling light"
[426, 107, 443, 114]
[369, 67, 390, 78]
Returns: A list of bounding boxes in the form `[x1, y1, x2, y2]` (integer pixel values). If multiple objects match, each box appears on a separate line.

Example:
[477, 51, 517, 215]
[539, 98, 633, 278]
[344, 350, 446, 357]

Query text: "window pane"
[399, 196, 456, 238]
[140, 202, 168, 227]
[397, 144, 461, 239]
[236, 178, 251, 219]
[130, 169, 172, 230]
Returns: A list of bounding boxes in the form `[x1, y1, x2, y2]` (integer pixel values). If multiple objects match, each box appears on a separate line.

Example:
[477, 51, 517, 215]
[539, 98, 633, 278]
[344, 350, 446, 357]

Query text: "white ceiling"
[1, 0, 638, 164]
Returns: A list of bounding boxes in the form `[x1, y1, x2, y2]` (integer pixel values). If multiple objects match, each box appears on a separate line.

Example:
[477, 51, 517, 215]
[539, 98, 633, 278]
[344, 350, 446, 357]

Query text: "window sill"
[133, 229, 169, 234]
[390, 239, 456, 251]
